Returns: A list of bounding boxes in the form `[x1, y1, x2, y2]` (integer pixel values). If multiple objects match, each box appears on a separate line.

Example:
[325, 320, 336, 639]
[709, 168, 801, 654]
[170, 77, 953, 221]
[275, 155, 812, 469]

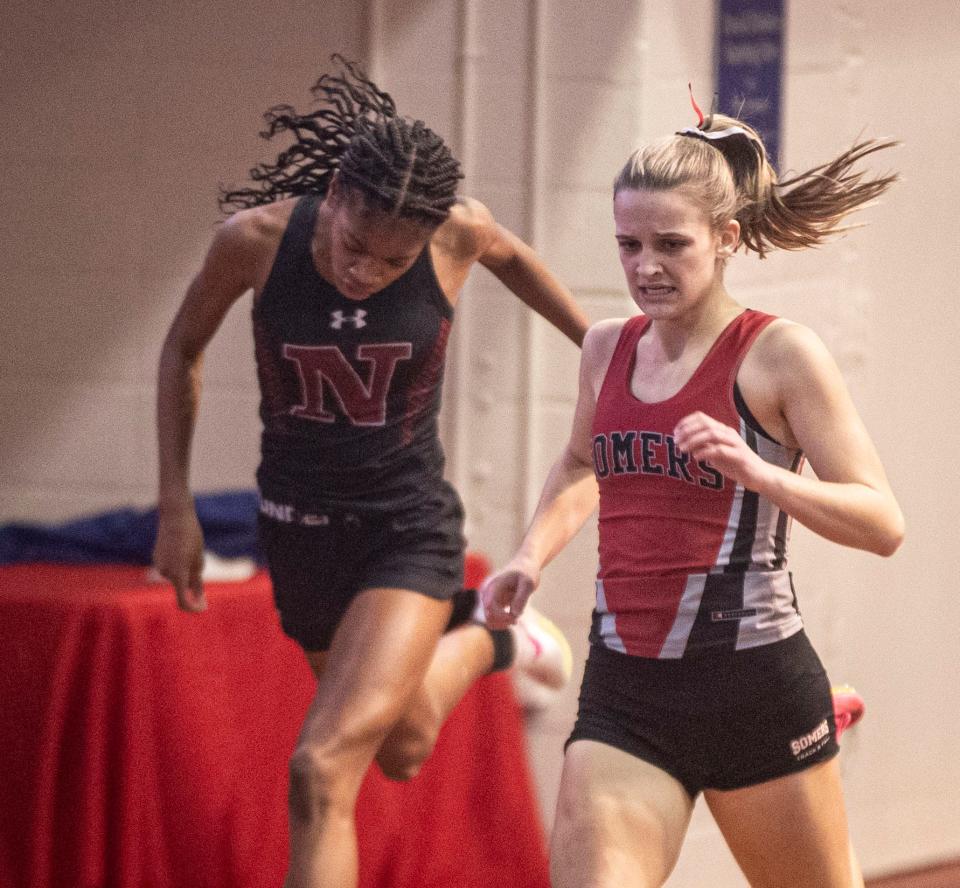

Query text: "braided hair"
[219, 55, 463, 225]
[614, 112, 898, 258]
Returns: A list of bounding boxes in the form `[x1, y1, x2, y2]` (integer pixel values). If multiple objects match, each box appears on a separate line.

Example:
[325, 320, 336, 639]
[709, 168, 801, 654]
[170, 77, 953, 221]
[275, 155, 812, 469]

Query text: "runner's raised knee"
[376, 718, 440, 781]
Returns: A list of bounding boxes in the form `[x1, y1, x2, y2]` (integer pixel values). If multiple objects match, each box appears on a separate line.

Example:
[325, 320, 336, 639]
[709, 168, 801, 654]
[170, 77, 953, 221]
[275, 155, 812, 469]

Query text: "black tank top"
[252, 194, 454, 510]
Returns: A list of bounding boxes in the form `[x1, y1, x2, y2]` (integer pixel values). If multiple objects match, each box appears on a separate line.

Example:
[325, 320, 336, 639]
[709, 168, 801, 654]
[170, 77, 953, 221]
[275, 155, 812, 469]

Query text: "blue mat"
[0, 490, 261, 566]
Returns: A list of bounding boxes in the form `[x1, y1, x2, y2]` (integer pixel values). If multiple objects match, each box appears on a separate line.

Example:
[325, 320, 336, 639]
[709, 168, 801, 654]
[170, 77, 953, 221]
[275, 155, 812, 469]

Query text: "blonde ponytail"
[614, 113, 898, 258]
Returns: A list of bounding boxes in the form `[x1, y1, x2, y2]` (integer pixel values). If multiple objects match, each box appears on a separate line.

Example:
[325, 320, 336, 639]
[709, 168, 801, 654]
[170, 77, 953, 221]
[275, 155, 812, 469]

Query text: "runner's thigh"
[551, 739, 694, 888]
[705, 757, 858, 888]
[298, 586, 453, 752]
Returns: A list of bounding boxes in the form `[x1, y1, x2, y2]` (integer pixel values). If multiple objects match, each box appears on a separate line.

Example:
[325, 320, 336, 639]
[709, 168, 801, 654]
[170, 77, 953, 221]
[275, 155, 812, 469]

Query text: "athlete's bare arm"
[153, 207, 285, 611]
[675, 320, 905, 556]
[481, 320, 623, 627]
[431, 197, 589, 346]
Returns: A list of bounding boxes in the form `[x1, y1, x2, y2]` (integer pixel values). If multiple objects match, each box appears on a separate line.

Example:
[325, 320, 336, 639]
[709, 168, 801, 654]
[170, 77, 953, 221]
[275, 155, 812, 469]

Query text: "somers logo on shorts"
[789, 718, 830, 760]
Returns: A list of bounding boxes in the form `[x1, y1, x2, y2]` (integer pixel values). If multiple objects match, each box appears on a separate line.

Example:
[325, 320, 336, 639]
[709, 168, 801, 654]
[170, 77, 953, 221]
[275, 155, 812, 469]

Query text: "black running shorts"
[566, 630, 839, 797]
[257, 488, 466, 651]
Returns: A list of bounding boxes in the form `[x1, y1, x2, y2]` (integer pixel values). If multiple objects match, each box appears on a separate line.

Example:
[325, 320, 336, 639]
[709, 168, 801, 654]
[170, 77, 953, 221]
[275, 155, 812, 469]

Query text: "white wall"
[3, 1, 959, 883]
[0, 1, 365, 520]
[372, 1, 960, 882]
[828, 0, 960, 871]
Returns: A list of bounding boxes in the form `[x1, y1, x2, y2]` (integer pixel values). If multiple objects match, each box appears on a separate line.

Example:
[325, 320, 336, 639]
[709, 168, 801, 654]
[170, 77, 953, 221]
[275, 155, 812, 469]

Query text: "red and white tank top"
[591, 309, 805, 658]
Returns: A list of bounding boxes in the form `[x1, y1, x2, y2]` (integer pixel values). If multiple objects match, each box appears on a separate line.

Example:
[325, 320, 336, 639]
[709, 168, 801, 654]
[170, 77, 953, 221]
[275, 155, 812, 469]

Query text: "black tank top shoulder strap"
[727, 309, 787, 446]
[733, 381, 781, 444]
[396, 240, 454, 320]
[257, 194, 322, 307]
[277, 193, 321, 261]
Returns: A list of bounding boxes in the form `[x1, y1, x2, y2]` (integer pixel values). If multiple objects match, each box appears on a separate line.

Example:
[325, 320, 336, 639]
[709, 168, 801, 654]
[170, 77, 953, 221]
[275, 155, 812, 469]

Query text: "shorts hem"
[282, 581, 465, 653]
[705, 744, 841, 793]
[564, 732, 699, 800]
[359, 571, 463, 602]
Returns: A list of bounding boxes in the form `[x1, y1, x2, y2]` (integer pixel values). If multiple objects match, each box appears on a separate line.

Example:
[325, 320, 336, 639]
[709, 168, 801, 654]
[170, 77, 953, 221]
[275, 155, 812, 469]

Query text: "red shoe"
[832, 685, 865, 742]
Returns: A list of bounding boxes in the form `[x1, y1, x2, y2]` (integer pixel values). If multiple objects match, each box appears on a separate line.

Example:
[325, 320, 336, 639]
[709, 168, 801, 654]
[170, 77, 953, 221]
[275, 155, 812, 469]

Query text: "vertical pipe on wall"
[441, 0, 482, 498]
[365, 0, 386, 82]
[456, 0, 480, 203]
[521, 0, 549, 522]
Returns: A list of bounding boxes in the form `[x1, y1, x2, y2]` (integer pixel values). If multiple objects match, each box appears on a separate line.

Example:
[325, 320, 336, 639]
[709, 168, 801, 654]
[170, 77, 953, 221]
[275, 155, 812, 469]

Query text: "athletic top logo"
[283, 342, 412, 426]
[330, 309, 368, 330]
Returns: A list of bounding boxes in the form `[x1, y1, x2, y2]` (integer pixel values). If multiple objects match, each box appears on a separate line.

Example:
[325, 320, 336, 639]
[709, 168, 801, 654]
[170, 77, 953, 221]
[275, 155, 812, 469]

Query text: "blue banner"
[716, 0, 785, 168]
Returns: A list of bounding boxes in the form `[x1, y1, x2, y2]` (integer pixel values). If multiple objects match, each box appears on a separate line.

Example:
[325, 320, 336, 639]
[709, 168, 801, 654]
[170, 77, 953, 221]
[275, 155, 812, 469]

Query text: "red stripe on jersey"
[401, 317, 451, 445]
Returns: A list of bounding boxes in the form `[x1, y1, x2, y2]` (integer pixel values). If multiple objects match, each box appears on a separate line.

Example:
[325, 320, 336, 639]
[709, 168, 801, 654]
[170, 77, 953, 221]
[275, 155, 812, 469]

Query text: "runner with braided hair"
[153, 56, 586, 888]
[220, 57, 461, 221]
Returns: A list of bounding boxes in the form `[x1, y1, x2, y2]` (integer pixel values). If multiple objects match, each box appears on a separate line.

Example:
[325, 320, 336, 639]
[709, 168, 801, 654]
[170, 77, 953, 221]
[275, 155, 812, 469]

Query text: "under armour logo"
[330, 309, 368, 330]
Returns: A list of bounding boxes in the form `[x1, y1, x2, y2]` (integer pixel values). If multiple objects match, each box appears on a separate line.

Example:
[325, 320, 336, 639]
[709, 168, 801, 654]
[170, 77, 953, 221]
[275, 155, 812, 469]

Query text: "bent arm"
[477, 222, 589, 346]
[515, 447, 599, 571]
[482, 403, 597, 626]
[752, 462, 903, 556]
[770, 326, 904, 554]
[482, 323, 621, 626]
[512, 320, 619, 566]
[676, 323, 904, 556]
[440, 198, 588, 345]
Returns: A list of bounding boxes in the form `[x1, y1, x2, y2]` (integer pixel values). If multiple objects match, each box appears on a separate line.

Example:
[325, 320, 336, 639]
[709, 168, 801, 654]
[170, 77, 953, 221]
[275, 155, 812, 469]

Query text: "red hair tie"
[688, 83, 705, 127]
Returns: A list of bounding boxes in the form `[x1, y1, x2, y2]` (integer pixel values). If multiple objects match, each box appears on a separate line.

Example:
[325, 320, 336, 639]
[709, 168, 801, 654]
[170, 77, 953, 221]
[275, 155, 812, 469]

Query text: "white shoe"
[145, 550, 257, 584]
[510, 606, 573, 712]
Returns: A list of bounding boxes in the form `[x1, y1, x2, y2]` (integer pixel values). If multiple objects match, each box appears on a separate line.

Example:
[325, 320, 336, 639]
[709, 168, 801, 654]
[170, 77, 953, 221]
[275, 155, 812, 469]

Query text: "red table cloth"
[0, 558, 550, 888]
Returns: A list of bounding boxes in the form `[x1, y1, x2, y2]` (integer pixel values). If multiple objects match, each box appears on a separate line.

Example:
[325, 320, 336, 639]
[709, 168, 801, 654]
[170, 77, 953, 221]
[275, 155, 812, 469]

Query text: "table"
[0, 559, 550, 888]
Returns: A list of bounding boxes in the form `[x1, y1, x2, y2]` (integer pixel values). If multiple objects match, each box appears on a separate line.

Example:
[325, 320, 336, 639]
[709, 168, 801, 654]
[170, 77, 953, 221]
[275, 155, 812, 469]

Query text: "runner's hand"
[152, 508, 207, 612]
[674, 411, 771, 491]
[479, 558, 541, 629]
